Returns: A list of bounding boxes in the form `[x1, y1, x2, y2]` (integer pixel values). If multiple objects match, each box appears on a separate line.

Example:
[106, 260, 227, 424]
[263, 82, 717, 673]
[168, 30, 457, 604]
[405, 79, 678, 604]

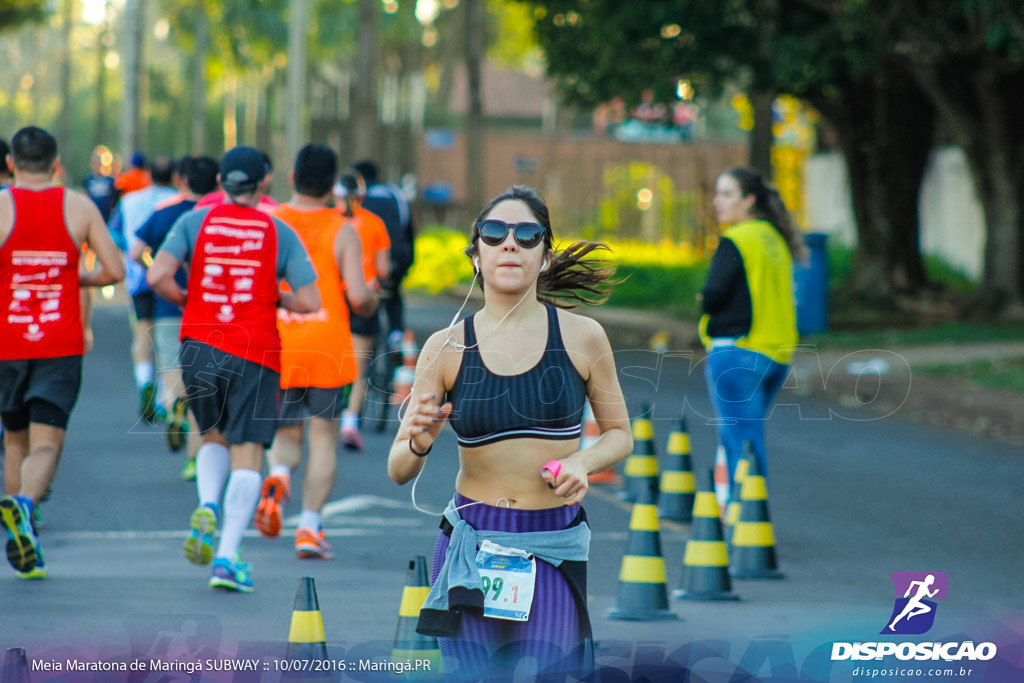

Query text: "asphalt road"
[2, 296, 1022, 682]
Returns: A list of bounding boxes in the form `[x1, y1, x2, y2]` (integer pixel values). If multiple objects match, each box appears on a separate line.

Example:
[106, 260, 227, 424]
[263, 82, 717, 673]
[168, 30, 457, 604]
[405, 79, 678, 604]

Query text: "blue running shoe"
[184, 505, 217, 565]
[0, 495, 39, 573]
[209, 557, 254, 592]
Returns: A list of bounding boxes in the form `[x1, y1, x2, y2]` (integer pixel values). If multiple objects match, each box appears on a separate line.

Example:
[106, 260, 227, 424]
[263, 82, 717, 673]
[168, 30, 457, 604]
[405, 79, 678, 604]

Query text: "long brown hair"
[466, 185, 620, 308]
[724, 168, 808, 263]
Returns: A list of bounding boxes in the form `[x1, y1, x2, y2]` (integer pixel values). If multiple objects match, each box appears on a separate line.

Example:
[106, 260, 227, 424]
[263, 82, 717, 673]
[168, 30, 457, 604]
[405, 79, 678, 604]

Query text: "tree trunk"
[748, 88, 776, 176]
[465, 0, 486, 212]
[285, 0, 308, 167]
[810, 68, 933, 302]
[59, 0, 73, 150]
[119, 0, 144, 161]
[910, 60, 1024, 318]
[190, 3, 208, 154]
[352, 0, 379, 162]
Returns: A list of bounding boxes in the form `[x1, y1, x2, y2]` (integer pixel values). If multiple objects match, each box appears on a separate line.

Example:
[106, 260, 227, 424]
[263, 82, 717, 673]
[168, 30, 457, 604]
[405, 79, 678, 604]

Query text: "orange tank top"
[272, 204, 358, 389]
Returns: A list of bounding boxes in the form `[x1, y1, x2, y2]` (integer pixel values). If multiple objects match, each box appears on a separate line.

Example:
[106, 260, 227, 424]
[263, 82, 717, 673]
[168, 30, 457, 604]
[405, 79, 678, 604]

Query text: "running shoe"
[0, 495, 39, 573]
[184, 504, 217, 565]
[166, 397, 189, 452]
[339, 426, 363, 451]
[253, 473, 290, 538]
[209, 557, 254, 592]
[180, 457, 197, 481]
[140, 382, 158, 423]
[17, 546, 46, 580]
[295, 527, 334, 559]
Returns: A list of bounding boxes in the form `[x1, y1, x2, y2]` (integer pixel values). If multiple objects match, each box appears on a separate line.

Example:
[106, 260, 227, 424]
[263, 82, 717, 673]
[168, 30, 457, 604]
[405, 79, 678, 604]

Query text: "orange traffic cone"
[729, 456, 784, 579]
[673, 469, 739, 601]
[390, 330, 418, 405]
[713, 445, 730, 511]
[392, 556, 442, 678]
[3, 647, 30, 683]
[619, 405, 659, 504]
[584, 401, 620, 485]
[606, 478, 678, 621]
[723, 449, 751, 545]
[285, 577, 330, 666]
[657, 416, 695, 523]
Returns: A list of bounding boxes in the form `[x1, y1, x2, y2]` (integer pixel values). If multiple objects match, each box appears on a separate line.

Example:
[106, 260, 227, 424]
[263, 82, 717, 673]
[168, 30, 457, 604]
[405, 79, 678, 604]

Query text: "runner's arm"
[336, 222, 378, 316]
[78, 194, 124, 287]
[148, 251, 186, 307]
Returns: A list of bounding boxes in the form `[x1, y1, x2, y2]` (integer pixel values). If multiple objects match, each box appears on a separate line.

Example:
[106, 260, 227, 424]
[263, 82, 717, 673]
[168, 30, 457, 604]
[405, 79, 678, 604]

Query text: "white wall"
[804, 148, 985, 279]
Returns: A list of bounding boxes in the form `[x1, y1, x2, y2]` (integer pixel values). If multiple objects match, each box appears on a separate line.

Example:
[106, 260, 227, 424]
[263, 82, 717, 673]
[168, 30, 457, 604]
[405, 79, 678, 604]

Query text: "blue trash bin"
[793, 232, 828, 335]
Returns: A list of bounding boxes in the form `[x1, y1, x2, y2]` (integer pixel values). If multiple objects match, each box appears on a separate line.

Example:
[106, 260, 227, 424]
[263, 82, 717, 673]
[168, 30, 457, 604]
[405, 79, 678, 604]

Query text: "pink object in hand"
[542, 460, 562, 489]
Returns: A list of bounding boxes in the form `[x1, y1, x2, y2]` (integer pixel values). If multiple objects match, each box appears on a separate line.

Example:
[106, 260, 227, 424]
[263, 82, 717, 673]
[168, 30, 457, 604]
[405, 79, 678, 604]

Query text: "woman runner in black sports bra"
[387, 185, 632, 677]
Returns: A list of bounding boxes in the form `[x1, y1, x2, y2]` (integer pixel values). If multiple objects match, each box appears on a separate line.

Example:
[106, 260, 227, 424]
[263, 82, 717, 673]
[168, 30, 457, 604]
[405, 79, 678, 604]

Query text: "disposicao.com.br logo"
[831, 571, 998, 663]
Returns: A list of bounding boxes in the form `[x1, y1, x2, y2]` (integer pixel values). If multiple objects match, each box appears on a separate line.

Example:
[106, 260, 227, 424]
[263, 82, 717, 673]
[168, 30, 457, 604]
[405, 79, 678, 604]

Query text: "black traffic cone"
[672, 469, 739, 601]
[285, 577, 330, 669]
[3, 647, 31, 683]
[657, 416, 695, 523]
[723, 448, 752, 545]
[392, 556, 442, 677]
[729, 455, 785, 579]
[606, 480, 678, 621]
[619, 405, 659, 504]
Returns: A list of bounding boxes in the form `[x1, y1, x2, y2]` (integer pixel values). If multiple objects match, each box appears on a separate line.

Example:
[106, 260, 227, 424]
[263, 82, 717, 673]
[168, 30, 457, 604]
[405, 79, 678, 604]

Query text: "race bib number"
[475, 540, 537, 622]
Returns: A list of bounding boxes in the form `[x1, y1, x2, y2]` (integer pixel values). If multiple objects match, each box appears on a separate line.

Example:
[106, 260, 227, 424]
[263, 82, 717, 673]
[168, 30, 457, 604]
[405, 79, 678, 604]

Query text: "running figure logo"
[882, 571, 948, 635]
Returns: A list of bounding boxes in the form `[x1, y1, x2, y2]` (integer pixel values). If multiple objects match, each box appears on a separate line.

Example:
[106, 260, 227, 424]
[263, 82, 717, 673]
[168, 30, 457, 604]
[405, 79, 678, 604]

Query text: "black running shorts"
[277, 385, 351, 426]
[0, 355, 83, 430]
[179, 338, 280, 447]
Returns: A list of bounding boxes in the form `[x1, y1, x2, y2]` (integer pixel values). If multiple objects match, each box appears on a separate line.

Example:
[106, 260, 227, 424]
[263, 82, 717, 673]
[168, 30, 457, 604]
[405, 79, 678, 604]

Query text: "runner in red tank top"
[0, 126, 124, 580]
[148, 146, 320, 593]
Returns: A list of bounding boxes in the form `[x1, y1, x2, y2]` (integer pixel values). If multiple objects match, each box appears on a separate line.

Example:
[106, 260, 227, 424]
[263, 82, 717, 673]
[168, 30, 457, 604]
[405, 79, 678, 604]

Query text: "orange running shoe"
[253, 473, 290, 538]
[295, 527, 333, 559]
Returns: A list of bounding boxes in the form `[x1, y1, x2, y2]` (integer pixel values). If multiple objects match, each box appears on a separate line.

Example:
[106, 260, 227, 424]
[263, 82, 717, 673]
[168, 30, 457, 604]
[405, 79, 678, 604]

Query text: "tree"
[0, 0, 47, 34]
[521, 0, 938, 305]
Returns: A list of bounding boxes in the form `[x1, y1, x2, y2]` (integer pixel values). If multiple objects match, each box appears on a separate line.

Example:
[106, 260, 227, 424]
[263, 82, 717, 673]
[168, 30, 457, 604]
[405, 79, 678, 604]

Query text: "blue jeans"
[703, 345, 789, 482]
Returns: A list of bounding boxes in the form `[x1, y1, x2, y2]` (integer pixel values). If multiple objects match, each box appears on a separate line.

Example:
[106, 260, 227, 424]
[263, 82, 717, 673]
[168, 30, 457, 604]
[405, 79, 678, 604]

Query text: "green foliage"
[917, 357, 1024, 394]
[0, 0, 47, 34]
[606, 263, 707, 320]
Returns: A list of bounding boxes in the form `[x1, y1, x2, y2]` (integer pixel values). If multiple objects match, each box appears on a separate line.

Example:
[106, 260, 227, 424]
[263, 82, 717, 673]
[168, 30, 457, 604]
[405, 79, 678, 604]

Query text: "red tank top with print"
[0, 187, 84, 360]
[179, 203, 282, 371]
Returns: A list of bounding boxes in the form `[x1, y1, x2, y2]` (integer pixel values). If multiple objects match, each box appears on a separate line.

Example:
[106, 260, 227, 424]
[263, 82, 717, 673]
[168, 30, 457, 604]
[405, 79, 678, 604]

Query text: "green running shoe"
[180, 457, 197, 481]
[184, 505, 217, 565]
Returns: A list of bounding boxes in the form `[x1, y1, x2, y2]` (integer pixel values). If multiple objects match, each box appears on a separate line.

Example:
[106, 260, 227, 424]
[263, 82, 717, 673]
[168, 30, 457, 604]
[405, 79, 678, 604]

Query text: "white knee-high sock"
[195, 442, 230, 511]
[216, 468, 261, 560]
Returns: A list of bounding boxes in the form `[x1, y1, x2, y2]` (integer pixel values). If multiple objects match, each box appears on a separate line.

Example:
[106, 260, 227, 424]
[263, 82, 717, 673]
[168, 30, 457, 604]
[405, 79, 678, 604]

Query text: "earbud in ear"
[541, 259, 548, 271]
[473, 257, 480, 270]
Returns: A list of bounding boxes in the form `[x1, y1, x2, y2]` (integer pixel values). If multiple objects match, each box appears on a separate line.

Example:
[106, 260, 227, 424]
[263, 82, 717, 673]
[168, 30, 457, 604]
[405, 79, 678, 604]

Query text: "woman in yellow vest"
[699, 168, 807, 483]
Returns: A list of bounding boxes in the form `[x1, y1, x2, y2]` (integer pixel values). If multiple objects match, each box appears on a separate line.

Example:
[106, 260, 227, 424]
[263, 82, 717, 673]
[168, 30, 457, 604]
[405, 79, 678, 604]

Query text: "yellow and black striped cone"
[606, 481, 678, 621]
[729, 456, 785, 579]
[285, 577, 330, 665]
[657, 416, 695, 523]
[619, 406, 659, 504]
[3, 647, 31, 683]
[673, 469, 739, 601]
[392, 556, 442, 678]
[723, 451, 751, 545]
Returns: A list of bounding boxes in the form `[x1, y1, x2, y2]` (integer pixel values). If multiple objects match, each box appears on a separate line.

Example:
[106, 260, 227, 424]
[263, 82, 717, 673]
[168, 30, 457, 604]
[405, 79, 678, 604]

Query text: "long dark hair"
[724, 168, 808, 263]
[466, 185, 619, 308]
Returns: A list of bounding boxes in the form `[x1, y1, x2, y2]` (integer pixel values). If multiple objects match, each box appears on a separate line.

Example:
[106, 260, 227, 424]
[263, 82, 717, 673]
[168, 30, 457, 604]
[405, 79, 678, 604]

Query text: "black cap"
[220, 146, 266, 194]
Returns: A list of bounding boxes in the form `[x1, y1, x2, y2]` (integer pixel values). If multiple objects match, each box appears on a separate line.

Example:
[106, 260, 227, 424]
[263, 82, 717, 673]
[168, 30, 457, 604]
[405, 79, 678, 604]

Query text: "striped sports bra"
[447, 304, 587, 448]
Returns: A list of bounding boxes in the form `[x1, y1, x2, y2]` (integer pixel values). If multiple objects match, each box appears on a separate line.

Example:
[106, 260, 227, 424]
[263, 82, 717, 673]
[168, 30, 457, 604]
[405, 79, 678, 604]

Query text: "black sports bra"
[447, 304, 587, 448]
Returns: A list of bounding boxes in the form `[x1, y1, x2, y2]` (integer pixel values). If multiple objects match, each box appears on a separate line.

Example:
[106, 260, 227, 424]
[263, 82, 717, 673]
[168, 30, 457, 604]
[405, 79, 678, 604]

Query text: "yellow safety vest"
[700, 219, 797, 364]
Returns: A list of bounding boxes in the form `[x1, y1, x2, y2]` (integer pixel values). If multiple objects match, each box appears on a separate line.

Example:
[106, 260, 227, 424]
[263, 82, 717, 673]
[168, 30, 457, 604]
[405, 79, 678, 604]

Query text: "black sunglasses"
[475, 219, 546, 249]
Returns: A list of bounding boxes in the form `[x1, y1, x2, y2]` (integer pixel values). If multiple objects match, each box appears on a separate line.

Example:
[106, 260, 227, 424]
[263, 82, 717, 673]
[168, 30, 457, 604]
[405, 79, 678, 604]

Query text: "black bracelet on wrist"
[409, 436, 432, 457]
